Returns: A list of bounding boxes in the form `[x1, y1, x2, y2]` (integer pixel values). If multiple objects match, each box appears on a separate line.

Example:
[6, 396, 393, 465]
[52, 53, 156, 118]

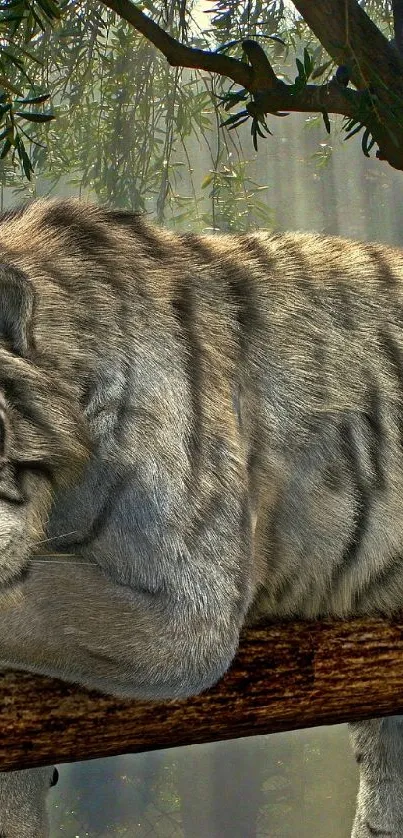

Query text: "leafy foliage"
[0, 0, 396, 225]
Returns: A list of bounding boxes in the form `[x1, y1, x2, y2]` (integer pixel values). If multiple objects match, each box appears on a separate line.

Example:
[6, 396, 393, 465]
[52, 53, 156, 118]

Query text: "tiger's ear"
[0, 263, 34, 357]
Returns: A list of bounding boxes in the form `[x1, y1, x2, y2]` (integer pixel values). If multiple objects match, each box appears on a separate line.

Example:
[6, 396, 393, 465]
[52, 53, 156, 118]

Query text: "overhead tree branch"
[292, 0, 403, 168]
[99, 0, 403, 171]
[101, 0, 363, 120]
[101, 0, 254, 88]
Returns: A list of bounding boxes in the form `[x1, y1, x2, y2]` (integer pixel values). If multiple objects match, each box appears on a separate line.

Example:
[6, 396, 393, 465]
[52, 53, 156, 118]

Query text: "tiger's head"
[0, 262, 90, 589]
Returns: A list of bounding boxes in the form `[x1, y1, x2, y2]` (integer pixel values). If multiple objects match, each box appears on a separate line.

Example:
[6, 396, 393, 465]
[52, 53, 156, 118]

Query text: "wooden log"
[2, 616, 403, 772]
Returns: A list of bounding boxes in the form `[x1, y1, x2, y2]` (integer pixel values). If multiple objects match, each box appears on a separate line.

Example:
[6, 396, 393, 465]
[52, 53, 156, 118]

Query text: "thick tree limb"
[101, 0, 254, 88]
[101, 1, 362, 120]
[393, 0, 403, 56]
[293, 0, 403, 90]
[99, 0, 403, 171]
[2, 616, 403, 772]
[293, 0, 403, 168]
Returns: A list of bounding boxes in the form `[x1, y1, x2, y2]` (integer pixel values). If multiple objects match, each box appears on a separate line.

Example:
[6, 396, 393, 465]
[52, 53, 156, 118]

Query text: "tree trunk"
[293, 0, 403, 169]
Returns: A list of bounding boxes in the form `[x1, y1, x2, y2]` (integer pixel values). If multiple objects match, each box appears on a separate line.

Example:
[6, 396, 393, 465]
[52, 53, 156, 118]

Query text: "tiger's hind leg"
[350, 717, 403, 837]
[0, 765, 57, 838]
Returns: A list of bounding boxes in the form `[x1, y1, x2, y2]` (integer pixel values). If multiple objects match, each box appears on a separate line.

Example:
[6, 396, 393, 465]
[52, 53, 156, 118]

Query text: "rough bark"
[2, 616, 403, 772]
[293, 0, 403, 90]
[293, 0, 403, 168]
[393, 0, 403, 55]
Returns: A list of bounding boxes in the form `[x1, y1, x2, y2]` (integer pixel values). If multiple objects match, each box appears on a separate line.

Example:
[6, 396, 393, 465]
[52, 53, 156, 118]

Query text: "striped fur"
[0, 200, 403, 835]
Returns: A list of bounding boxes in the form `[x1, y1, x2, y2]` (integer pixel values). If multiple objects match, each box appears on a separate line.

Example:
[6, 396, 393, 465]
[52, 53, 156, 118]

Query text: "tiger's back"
[0, 199, 402, 629]
[176, 226, 403, 623]
[2, 199, 403, 838]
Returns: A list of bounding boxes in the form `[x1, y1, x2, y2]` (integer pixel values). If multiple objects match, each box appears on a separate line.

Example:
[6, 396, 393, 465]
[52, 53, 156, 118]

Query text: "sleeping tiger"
[0, 198, 401, 837]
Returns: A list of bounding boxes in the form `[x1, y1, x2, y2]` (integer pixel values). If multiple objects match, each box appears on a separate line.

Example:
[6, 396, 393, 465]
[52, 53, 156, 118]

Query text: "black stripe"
[0, 204, 27, 225]
[51, 475, 128, 549]
[241, 233, 276, 282]
[365, 243, 397, 287]
[40, 204, 136, 320]
[226, 265, 259, 362]
[338, 419, 371, 568]
[2, 378, 60, 449]
[378, 328, 403, 449]
[42, 203, 112, 259]
[363, 381, 386, 490]
[182, 233, 257, 362]
[107, 208, 167, 258]
[131, 219, 170, 264]
[332, 282, 355, 330]
[281, 238, 329, 402]
[106, 209, 143, 226]
[354, 554, 403, 612]
[50, 767, 59, 787]
[326, 418, 372, 602]
[171, 280, 203, 476]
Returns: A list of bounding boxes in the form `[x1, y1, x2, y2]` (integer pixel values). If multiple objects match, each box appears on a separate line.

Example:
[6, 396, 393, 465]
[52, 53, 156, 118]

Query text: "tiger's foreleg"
[350, 717, 403, 838]
[0, 766, 57, 838]
[0, 551, 243, 700]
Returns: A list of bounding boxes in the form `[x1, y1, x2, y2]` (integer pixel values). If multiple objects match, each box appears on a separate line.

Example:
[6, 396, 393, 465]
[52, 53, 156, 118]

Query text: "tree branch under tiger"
[2, 615, 403, 772]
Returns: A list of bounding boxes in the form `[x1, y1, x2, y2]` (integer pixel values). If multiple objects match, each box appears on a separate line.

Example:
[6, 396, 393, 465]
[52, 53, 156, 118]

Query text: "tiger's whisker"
[30, 560, 94, 566]
[34, 530, 78, 546]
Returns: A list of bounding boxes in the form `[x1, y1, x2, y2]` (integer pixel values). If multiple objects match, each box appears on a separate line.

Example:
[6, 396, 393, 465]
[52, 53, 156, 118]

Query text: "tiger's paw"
[352, 807, 402, 837]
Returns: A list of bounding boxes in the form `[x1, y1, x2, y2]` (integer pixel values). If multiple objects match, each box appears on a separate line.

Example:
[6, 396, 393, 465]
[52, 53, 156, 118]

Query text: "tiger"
[0, 199, 402, 837]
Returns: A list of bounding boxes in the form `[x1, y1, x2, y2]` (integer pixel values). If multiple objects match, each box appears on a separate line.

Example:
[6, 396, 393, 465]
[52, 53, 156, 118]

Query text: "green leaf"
[255, 122, 267, 139]
[0, 76, 22, 96]
[16, 137, 33, 180]
[201, 172, 214, 189]
[322, 110, 330, 134]
[296, 58, 305, 78]
[227, 115, 249, 130]
[0, 137, 11, 159]
[15, 110, 54, 122]
[0, 125, 12, 143]
[35, 0, 61, 20]
[15, 93, 50, 105]
[220, 110, 248, 128]
[303, 48, 312, 77]
[26, 2, 46, 30]
[0, 0, 27, 8]
[344, 123, 363, 141]
[3, 50, 33, 84]
[0, 102, 11, 118]
[361, 128, 375, 157]
[0, 13, 24, 24]
[312, 60, 333, 80]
